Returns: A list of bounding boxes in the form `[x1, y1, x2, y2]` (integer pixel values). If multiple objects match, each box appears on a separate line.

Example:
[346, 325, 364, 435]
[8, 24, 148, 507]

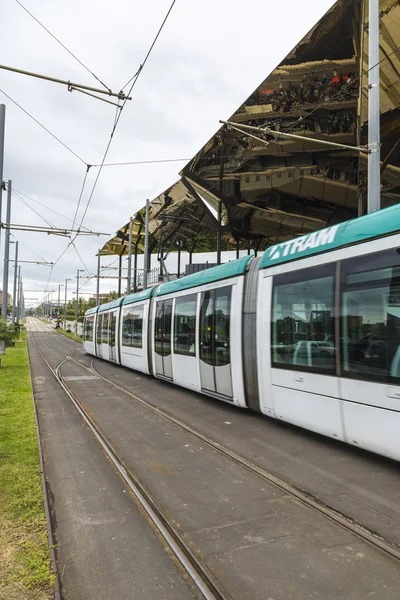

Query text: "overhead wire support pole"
[143, 200, 150, 291]
[127, 216, 133, 294]
[0, 105, 5, 248]
[11, 241, 18, 326]
[2, 181, 11, 319]
[0, 64, 132, 102]
[96, 251, 101, 305]
[16, 266, 21, 323]
[367, 0, 381, 213]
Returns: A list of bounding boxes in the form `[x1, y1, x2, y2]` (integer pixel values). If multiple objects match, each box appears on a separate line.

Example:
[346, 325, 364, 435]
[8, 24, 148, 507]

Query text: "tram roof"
[85, 306, 98, 316]
[98, 297, 125, 313]
[122, 287, 156, 306]
[260, 202, 400, 269]
[155, 255, 252, 297]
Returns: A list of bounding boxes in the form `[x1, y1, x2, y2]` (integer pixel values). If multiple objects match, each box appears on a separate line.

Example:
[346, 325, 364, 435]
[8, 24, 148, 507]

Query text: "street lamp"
[64, 279, 71, 330]
[57, 283, 64, 318]
[75, 270, 84, 334]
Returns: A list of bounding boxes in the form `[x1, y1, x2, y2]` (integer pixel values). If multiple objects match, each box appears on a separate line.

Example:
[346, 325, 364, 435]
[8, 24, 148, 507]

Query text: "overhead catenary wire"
[12, 187, 91, 231]
[72, 241, 90, 275]
[50, 167, 92, 269]
[30, 0, 178, 287]
[11, 232, 49, 263]
[75, 0, 178, 234]
[12, 189, 57, 229]
[0, 87, 88, 166]
[121, 0, 177, 91]
[78, 256, 120, 293]
[92, 157, 191, 167]
[15, 0, 111, 93]
[70, 166, 90, 235]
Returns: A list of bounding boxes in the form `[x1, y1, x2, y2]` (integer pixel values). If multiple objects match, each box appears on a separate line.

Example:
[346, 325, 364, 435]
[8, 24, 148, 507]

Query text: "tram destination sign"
[260, 203, 400, 270]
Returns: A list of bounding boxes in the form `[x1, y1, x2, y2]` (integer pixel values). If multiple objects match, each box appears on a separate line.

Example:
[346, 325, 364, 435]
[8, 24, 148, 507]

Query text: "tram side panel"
[119, 300, 152, 375]
[95, 309, 118, 363]
[338, 236, 400, 461]
[83, 313, 96, 356]
[257, 233, 400, 462]
[257, 260, 345, 442]
[151, 276, 247, 407]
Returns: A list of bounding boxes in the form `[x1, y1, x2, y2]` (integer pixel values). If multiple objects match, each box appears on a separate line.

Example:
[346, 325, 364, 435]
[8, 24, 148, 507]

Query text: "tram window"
[84, 316, 94, 341]
[215, 288, 231, 366]
[122, 304, 144, 348]
[155, 301, 172, 357]
[200, 292, 214, 366]
[200, 287, 232, 367]
[272, 266, 335, 372]
[102, 313, 110, 344]
[174, 295, 196, 356]
[96, 314, 102, 344]
[341, 249, 400, 383]
[110, 312, 117, 348]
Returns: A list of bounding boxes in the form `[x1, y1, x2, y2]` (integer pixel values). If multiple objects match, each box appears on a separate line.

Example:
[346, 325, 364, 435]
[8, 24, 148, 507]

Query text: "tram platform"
[28, 318, 400, 599]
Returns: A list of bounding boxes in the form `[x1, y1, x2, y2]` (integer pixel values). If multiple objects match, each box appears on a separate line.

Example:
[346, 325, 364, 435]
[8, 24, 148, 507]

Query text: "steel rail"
[30, 318, 400, 564]
[27, 319, 228, 600]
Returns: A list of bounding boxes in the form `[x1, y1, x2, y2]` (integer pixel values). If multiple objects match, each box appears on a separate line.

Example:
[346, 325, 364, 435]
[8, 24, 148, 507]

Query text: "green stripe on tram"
[155, 255, 252, 297]
[98, 297, 125, 312]
[260, 203, 400, 270]
[123, 286, 156, 305]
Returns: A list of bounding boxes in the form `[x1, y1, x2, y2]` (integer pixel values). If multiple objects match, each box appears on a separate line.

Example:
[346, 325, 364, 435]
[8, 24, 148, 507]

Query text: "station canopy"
[101, 0, 400, 259]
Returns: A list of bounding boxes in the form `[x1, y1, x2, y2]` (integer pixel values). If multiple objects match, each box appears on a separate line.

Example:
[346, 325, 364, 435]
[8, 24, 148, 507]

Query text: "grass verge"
[0, 329, 55, 600]
[56, 328, 82, 343]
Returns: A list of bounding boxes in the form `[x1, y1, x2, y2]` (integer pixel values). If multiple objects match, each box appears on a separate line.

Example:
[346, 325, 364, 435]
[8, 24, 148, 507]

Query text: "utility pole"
[57, 283, 64, 318]
[367, 0, 381, 213]
[143, 200, 150, 290]
[1, 181, 11, 319]
[0, 105, 5, 247]
[75, 270, 83, 334]
[96, 250, 101, 305]
[12, 240, 18, 325]
[16, 266, 21, 323]
[127, 216, 133, 294]
[64, 278, 71, 330]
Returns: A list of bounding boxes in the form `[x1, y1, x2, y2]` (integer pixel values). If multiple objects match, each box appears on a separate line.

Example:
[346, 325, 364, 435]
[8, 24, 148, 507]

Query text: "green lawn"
[0, 330, 55, 599]
[56, 328, 82, 343]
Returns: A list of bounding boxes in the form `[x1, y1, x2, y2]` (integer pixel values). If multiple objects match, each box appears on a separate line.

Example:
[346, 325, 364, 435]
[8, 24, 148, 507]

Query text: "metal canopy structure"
[101, 0, 400, 261]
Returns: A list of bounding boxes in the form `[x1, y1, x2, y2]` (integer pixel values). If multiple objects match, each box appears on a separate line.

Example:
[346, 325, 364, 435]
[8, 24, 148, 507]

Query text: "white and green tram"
[84, 203, 400, 462]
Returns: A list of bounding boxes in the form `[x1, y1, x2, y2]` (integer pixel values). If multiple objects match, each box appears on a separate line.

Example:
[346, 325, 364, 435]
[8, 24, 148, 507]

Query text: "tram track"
[28, 318, 400, 566]
[28, 319, 228, 600]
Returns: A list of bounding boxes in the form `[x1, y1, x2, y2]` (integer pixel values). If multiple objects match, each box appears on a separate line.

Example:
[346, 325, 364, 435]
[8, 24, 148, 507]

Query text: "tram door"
[199, 287, 233, 398]
[154, 299, 173, 379]
[96, 313, 103, 358]
[109, 311, 117, 362]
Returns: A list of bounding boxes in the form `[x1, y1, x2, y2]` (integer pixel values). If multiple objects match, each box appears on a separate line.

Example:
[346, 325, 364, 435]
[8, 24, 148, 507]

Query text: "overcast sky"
[1, 0, 335, 308]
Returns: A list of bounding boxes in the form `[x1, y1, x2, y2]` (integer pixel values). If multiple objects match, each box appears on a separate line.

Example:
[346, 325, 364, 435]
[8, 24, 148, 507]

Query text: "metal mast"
[367, 0, 381, 213]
